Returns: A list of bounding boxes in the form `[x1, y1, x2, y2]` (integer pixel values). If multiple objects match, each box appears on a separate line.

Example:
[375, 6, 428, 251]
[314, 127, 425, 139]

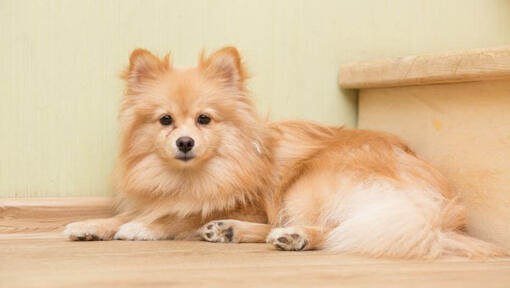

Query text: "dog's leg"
[200, 219, 272, 243]
[266, 226, 325, 251]
[64, 216, 127, 241]
[113, 220, 175, 241]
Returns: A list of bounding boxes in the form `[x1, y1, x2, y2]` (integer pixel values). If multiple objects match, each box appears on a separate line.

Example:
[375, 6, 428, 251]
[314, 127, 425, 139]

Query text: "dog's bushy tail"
[435, 200, 506, 258]
[324, 198, 507, 259]
[437, 231, 506, 258]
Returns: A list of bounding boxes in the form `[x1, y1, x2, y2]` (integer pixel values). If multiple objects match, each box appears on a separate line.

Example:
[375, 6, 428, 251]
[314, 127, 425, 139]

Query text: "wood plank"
[1, 199, 510, 287]
[339, 46, 510, 89]
[0, 197, 114, 235]
[1, 237, 510, 288]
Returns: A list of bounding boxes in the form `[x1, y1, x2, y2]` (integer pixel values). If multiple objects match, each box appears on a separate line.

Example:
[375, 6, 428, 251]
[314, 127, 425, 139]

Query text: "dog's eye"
[159, 115, 173, 126]
[197, 114, 211, 125]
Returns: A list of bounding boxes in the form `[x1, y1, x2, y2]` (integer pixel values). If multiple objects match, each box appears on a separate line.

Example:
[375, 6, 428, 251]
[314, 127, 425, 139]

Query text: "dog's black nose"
[176, 136, 195, 153]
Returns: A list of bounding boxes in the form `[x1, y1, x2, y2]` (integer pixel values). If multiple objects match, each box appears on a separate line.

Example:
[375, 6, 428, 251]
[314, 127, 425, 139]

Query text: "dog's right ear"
[121, 49, 170, 83]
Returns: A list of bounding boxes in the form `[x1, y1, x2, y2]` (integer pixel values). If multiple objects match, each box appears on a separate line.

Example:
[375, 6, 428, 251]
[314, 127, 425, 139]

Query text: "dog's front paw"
[113, 222, 166, 241]
[267, 228, 308, 251]
[200, 221, 235, 243]
[64, 220, 117, 241]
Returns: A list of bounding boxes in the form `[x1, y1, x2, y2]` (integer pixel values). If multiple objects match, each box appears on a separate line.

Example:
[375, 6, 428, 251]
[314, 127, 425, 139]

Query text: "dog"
[64, 46, 505, 258]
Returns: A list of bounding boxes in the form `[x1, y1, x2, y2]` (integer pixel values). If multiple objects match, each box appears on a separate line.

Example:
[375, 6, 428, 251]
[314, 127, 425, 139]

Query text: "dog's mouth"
[175, 153, 195, 162]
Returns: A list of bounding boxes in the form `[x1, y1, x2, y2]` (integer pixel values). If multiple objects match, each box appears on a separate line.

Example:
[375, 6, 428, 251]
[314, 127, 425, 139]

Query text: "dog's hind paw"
[267, 228, 308, 251]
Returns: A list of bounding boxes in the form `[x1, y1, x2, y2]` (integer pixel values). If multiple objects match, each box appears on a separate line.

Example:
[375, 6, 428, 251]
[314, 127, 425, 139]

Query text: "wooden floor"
[1, 233, 510, 288]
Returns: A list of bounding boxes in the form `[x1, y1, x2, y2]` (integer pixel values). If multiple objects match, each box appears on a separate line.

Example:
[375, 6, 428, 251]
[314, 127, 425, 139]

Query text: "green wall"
[1, 0, 509, 197]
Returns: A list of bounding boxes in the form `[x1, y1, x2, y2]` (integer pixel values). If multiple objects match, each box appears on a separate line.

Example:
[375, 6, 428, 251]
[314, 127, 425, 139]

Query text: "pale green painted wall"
[1, 0, 510, 197]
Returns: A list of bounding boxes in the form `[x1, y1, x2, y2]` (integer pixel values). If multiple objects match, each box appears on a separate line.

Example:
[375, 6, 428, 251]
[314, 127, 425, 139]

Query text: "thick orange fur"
[65, 47, 506, 259]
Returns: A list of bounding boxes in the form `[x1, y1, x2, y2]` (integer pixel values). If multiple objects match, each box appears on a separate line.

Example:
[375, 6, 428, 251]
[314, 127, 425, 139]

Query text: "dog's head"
[118, 47, 264, 177]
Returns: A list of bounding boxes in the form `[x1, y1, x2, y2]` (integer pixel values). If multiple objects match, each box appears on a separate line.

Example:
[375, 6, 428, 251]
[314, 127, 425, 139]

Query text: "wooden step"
[339, 46, 510, 250]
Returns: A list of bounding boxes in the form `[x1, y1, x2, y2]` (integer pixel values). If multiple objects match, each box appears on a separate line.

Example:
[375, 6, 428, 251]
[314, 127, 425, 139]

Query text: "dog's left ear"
[200, 47, 247, 89]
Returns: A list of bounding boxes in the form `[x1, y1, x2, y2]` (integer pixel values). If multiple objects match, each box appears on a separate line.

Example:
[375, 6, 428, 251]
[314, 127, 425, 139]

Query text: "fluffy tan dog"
[65, 47, 504, 258]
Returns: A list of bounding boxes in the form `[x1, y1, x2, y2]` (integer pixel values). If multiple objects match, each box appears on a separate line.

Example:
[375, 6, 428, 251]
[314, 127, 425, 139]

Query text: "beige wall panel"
[2, 0, 510, 197]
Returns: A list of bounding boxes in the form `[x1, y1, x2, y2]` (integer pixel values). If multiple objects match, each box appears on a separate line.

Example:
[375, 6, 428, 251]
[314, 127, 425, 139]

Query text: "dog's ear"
[200, 47, 247, 88]
[121, 49, 170, 82]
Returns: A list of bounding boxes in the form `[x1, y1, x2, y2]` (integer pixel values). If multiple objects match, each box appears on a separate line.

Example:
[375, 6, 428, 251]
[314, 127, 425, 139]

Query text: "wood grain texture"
[1, 198, 510, 287]
[339, 46, 510, 88]
[1, 235, 510, 288]
[0, 197, 114, 235]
